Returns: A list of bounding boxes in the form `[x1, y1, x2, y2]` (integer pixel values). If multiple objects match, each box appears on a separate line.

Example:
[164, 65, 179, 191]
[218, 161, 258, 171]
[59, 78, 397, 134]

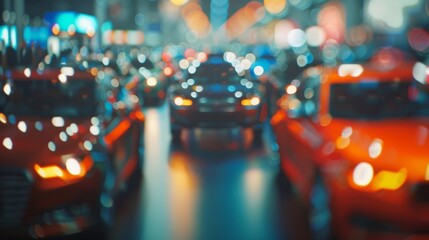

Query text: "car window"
[287, 75, 321, 119]
[329, 80, 429, 119]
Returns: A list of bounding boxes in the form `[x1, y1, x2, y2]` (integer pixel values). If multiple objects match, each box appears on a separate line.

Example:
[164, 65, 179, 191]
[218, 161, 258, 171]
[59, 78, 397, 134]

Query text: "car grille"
[0, 169, 33, 227]
[412, 183, 429, 203]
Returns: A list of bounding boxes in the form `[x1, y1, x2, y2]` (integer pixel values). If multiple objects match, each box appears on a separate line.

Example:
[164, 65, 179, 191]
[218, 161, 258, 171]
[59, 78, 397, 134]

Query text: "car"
[169, 53, 268, 139]
[271, 61, 429, 239]
[135, 66, 170, 107]
[0, 67, 144, 238]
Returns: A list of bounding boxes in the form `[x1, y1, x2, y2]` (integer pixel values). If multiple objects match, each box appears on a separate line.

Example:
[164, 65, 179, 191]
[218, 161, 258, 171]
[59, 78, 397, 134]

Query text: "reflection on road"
[112, 102, 310, 240]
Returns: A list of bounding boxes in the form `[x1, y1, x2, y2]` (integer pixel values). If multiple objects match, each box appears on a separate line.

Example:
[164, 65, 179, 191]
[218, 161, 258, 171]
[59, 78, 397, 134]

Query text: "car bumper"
[171, 106, 265, 128]
[0, 168, 104, 239]
[327, 176, 429, 238]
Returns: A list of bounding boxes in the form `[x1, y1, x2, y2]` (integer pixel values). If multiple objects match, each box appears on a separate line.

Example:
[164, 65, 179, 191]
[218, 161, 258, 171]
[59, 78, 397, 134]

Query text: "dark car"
[0, 68, 144, 238]
[169, 54, 268, 138]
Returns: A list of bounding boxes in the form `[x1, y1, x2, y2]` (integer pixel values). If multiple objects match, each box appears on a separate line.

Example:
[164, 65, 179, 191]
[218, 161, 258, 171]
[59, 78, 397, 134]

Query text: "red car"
[272, 61, 429, 239]
[0, 67, 144, 238]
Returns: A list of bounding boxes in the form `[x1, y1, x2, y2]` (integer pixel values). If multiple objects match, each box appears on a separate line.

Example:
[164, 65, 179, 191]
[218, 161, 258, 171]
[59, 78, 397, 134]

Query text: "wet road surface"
[110, 102, 311, 240]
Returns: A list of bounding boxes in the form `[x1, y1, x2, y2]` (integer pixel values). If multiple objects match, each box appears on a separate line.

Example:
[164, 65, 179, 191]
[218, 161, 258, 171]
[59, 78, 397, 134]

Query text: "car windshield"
[189, 63, 242, 84]
[0, 79, 99, 118]
[329, 80, 429, 119]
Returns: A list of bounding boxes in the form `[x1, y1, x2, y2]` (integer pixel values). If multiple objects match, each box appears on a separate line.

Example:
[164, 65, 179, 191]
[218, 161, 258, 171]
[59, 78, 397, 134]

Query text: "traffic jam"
[1, 0, 429, 239]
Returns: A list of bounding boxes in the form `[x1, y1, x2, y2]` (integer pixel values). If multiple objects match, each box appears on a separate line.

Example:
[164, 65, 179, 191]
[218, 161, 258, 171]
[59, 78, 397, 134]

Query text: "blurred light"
[197, 52, 208, 62]
[174, 97, 193, 106]
[341, 126, 353, 138]
[190, 92, 198, 98]
[338, 64, 363, 77]
[353, 162, 374, 187]
[59, 132, 67, 142]
[367, 0, 420, 31]
[195, 86, 203, 92]
[306, 26, 326, 47]
[3, 137, 12, 150]
[90, 126, 100, 136]
[318, 2, 345, 43]
[253, 66, 264, 76]
[35, 121, 43, 131]
[3, 83, 11, 95]
[170, 0, 189, 6]
[35, 164, 64, 179]
[286, 85, 297, 94]
[234, 91, 243, 98]
[17, 121, 27, 133]
[368, 139, 383, 159]
[241, 96, 261, 106]
[84, 140, 93, 151]
[111, 78, 120, 88]
[91, 117, 99, 126]
[52, 23, 60, 35]
[147, 77, 158, 87]
[296, 55, 308, 67]
[335, 136, 350, 149]
[373, 168, 407, 190]
[58, 74, 67, 83]
[48, 141, 56, 152]
[179, 59, 190, 69]
[24, 68, 31, 77]
[251, 96, 260, 105]
[164, 67, 174, 76]
[65, 158, 82, 176]
[188, 66, 196, 74]
[187, 78, 195, 86]
[264, 0, 287, 14]
[413, 62, 427, 85]
[51, 117, 65, 127]
[224, 52, 236, 63]
[287, 29, 306, 48]
[181, 82, 189, 89]
[0, 113, 6, 124]
[61, 67, 75, 76]
[408, 28, 429, 52]
[67, 24, 76, 36]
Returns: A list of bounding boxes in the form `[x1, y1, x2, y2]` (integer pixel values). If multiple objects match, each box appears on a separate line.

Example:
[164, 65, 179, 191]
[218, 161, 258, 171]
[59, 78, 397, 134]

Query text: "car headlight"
[348, 162, 407, 191]
[34, 154, 93, 180]
[146, 77, 158, 87]
[241, 96, 261, 106]
[174, 96, 193, 106]
[352, 162, 374, 187]
[65, 157, 82, 176]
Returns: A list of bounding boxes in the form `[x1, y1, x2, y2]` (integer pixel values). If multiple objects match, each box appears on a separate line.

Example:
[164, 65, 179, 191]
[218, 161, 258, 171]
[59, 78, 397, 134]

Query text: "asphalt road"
[109, 102, 312, 240]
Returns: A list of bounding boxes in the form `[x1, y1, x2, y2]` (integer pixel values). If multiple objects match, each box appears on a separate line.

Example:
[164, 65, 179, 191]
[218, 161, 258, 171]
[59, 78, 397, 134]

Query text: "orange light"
[174, 97, 193, 106]
[164, 67, 173, 77]
[52, 24, 60, 35]
[241, 97, 261, 106]
[264, 0, 287, 14]
[35, 164, 64, 179]
[104, 119, 131, 145]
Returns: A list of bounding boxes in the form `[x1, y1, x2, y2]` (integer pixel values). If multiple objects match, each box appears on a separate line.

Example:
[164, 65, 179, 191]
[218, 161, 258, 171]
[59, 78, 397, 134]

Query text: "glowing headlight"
[174, 96, 193, 106]
[65, 157, 82, 176]
[352, 162, 374, 187]
[146, 77, 158, 87]
[241, 96, 261, 106]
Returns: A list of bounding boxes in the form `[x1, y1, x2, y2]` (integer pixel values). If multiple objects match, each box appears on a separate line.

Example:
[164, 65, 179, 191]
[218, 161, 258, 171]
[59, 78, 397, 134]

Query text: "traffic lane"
[170, 128, 312, 240]
[110, 102, 311, 240]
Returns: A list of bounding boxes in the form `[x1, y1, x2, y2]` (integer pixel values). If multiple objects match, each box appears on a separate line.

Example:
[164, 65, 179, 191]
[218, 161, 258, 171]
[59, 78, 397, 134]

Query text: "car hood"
[172, 83, 260, 98]
[0, 116, 97, 168]
[322, 118, 429, 181]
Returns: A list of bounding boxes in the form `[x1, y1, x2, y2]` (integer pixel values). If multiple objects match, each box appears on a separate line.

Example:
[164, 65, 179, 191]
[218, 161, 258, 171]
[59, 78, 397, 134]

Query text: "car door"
[273, 74, 324, 198]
